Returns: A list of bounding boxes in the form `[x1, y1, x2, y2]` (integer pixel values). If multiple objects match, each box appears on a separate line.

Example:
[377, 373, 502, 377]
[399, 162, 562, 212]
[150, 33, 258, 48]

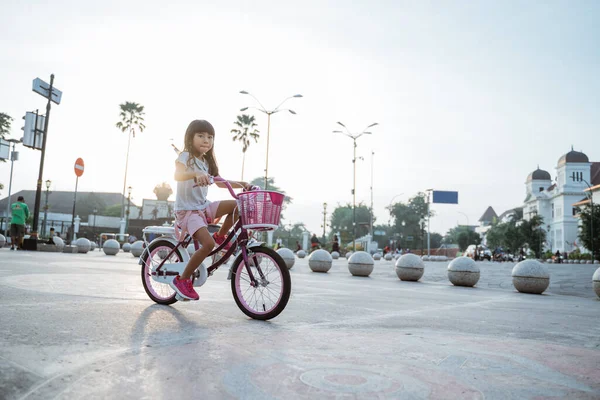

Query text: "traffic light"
[22, 111, 45, 150]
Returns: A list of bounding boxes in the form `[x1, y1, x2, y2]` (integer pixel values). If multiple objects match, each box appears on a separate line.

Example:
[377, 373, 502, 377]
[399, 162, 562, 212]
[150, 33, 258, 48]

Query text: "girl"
[171, 119, 250, 300]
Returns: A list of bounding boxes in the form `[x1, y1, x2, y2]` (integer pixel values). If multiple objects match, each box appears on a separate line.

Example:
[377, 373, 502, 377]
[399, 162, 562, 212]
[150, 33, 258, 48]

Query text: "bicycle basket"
[236, 191, 285, 231]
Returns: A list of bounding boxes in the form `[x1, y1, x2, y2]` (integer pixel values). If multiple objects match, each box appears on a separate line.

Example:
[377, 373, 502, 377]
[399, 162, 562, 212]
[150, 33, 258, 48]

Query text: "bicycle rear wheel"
[230, 246, 291, 320]
[141, 240, 183, 305]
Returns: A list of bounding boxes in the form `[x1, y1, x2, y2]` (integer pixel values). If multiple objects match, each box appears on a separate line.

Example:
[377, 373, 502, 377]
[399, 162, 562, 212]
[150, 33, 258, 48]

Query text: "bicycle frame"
[146, 177, 268, 286]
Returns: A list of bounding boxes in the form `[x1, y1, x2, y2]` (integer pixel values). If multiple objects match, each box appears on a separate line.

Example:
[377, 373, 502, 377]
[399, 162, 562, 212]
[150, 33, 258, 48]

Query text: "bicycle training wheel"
[141, 240, 183, 305]
[230, 246, 291, 320]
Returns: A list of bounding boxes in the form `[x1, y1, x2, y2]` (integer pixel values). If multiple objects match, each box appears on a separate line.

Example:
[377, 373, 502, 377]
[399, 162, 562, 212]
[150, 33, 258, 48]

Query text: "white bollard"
[395, 254, 424, 281]
[103, 239, 120, 256]
[447, 257, 480, 287]
[277, 248, 296, 270]
[512, 260, 550, 294]
[309, 249, 332, 273]
[348, 251, 374, 277]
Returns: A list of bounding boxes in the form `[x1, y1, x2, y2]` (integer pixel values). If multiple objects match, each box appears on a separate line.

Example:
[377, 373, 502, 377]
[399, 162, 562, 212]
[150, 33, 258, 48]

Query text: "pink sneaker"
[170, 276, 199, 301]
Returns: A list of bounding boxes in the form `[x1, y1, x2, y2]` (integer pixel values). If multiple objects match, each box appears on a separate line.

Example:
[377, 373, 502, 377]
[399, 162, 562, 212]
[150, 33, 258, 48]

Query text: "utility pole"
[322, 202, 327, 241]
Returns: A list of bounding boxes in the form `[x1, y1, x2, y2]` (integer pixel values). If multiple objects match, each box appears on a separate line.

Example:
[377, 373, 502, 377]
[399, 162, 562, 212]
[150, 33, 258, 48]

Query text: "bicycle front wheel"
[230, 246, 291, 320]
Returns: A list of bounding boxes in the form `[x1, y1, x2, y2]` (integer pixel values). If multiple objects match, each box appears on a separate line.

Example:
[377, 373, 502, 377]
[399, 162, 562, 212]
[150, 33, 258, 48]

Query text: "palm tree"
[116, 102, 146, 218]
[231, 114, 260, 180]
[0, 112, 12, 139]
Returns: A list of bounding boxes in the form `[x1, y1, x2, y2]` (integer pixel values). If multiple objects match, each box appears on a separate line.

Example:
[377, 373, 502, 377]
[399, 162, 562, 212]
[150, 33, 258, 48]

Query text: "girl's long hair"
[183, 119, 219, 176]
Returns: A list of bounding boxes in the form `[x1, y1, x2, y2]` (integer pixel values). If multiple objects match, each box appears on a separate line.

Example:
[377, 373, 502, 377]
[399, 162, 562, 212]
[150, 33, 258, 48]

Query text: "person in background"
[10, 196, 29, 251]
[46, 227, 56, 244]
[332, 235, 340, 253]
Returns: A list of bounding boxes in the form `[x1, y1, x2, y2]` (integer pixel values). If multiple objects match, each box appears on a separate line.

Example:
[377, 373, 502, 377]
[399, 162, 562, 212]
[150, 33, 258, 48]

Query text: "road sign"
[406, 236, 414, 241]
[21, 112, 46, 150]
[374, 230, 386, 235]
[74, 158, 84, 177]
[432, 190, 459, 204]
[32, 78, 62, 105]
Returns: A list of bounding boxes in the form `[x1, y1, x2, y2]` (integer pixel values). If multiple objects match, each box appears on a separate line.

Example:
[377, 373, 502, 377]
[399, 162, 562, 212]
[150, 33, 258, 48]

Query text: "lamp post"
[457, 211, 469, 227]
[334, 122, 378, 251]
[125, 186, 132, 234]
[42, 179, 51, 237]
[571, 174, 595, 260]
[239, 91, 302, 190]
[93, 208, 98, 243]
[3, 139, 20, 237]
[322, 203, 328, 241]
[370, 150, 374, 239]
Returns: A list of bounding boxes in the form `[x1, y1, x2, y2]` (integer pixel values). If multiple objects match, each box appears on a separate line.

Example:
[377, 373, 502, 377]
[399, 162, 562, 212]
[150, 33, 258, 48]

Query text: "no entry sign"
[74, 158, 84, 177]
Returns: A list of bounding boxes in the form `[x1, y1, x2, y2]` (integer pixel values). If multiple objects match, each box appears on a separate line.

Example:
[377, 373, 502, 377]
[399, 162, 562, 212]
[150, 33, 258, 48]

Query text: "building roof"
[526, 167, 551, 182]
[558, 148, 589, 167]
[478, 206, 498, 222]
[0, 190, 131, 216]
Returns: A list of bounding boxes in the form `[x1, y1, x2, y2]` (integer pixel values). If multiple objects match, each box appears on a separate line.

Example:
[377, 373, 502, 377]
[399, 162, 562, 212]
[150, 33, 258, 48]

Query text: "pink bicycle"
[139, 176, 291, 320]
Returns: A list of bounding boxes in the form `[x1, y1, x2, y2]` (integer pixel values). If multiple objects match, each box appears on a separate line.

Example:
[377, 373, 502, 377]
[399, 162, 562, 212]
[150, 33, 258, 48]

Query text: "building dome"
[558, 148, 589, 167]
[526, 167, 551, 182]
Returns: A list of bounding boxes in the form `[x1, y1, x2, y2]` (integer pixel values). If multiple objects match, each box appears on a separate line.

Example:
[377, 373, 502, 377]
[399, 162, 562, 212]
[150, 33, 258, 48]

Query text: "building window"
[539, 187, 544, 192]
[573, 207, 578, 216]
[551, 204, 554, 218]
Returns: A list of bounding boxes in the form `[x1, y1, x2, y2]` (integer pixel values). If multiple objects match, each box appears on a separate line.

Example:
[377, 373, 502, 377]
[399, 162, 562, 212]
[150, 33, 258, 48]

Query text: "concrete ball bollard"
[345, 251, 353, 259]
[90, 241, 97, 251]
[447, 257, 480, 287]
[277, 248, 296, 270]
[422, 255, 430, 262]
[595, 260, 600, 264]
[331, 251, 340, 260]
[131, 241, 145, 257]
[587, 260, 593, 265]
[593, 268, 600, 298]
[309, 249, 332, 273]
[348, 251, 374, 277]
[373, 253, 382, 261]
[296, 250, 306, 259]
[122, 243, 131, 253]
[53, 236, 65, 250]
[76, 238, 91, 253]
[512, 260, 550, 294]
[103, 239, 120, 256]
[384, 253, 393, 261]
[0, 234, 5, 247]
[395, 253, 425, 281]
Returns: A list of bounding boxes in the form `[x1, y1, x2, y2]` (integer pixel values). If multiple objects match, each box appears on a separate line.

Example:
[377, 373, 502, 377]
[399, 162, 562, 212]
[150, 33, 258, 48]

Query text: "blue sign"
[432, 190, 458, 204]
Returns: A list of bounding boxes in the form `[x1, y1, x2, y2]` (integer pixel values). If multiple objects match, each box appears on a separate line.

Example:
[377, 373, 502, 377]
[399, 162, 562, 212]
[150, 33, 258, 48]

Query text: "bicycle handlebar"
[193, 175, 261, 199]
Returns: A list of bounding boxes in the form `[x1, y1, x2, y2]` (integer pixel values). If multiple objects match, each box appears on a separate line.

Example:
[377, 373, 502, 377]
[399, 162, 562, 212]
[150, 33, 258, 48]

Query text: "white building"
[522, 148, 600, 253]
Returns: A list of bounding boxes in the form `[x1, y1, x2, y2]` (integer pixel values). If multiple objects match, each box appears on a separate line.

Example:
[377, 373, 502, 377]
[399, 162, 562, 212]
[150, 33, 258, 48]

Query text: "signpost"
[30, 74, 62, 239]
[69, 158, 84, 242]
[426, 189, 459, 257]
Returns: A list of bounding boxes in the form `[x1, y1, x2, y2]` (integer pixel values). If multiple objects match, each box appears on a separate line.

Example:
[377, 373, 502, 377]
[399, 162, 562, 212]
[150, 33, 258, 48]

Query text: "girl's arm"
[174, 161, 210, 185]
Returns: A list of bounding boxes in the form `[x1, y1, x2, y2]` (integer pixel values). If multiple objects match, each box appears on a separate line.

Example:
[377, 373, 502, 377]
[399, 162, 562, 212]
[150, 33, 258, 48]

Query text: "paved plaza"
[0, 248, 599, 399]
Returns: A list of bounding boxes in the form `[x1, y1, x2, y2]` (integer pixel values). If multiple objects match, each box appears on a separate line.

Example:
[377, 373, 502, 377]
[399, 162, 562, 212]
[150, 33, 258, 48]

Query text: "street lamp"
[457, 211, 470, 226]
[370, 151, 374, 240]
[42, 179, 51, 237]
[322, 202, 328, 241]
[93, 208, 98, 243]
[240, 90, 302, 190]
[334, 122, 378, 251]
[125, 186, 132, 233]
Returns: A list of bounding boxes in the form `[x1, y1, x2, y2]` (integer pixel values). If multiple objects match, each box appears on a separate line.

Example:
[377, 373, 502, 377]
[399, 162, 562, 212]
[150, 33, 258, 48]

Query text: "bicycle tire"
[141, 239, 183, 305]
[230, 246, 291, 320]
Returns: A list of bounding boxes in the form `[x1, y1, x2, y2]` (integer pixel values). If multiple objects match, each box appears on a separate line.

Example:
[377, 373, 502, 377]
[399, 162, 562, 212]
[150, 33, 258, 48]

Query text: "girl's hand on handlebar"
[194, 172, 211, 186]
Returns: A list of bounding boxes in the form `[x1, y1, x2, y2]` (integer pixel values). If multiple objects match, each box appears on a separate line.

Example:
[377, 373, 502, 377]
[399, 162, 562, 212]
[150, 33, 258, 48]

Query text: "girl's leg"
[180, 227, 215, 280]
[213, 200, 238, 237]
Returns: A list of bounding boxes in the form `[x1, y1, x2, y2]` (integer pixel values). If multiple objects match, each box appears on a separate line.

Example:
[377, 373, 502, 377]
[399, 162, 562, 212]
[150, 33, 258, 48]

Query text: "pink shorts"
[175, 201, 221, 238]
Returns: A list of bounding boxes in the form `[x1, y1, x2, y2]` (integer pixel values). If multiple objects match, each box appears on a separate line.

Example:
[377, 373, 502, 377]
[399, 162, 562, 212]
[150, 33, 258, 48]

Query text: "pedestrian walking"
[10, 196, 30, 250]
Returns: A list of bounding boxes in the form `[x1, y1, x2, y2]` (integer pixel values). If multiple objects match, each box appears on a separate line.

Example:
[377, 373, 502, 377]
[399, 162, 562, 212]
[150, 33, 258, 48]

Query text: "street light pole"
[240, 91, 302, 190]
[322, 202, 327, 241]
[93, 208, 98, 243]
[370, 150, 374, 240]
[126, 186, 132, 234]
[3, 139, 20, 237]
[42, 179, 51, 237]
[334, 122, 378, 251]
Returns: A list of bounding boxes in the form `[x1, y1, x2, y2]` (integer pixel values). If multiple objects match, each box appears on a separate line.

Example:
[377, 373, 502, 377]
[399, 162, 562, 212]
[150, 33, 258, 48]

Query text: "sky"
[1, 0, 599, 237]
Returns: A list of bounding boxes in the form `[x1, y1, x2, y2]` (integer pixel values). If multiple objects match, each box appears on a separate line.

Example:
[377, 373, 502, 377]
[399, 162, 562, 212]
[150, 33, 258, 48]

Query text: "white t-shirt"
[174, 151, 211, 211]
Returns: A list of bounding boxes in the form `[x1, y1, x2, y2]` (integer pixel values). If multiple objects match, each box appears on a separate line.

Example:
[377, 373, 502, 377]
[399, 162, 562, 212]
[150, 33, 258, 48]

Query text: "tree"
[387, 193, 433, 250]
[457, 231, 481, 251]
[330, 203, 372, 244]
[519, 215, 546, 258]
[0, 113, 12, 189]
[103, 204, 122, 217]
[445, 225, 475, 244]
[76, 193, 108, 221]
[116, 102, 146, 219]
[430, 232, 443, 249]
[154, 182, 173, 201]
[578, 205, 600, 261]
[231, 114, 260, 181]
